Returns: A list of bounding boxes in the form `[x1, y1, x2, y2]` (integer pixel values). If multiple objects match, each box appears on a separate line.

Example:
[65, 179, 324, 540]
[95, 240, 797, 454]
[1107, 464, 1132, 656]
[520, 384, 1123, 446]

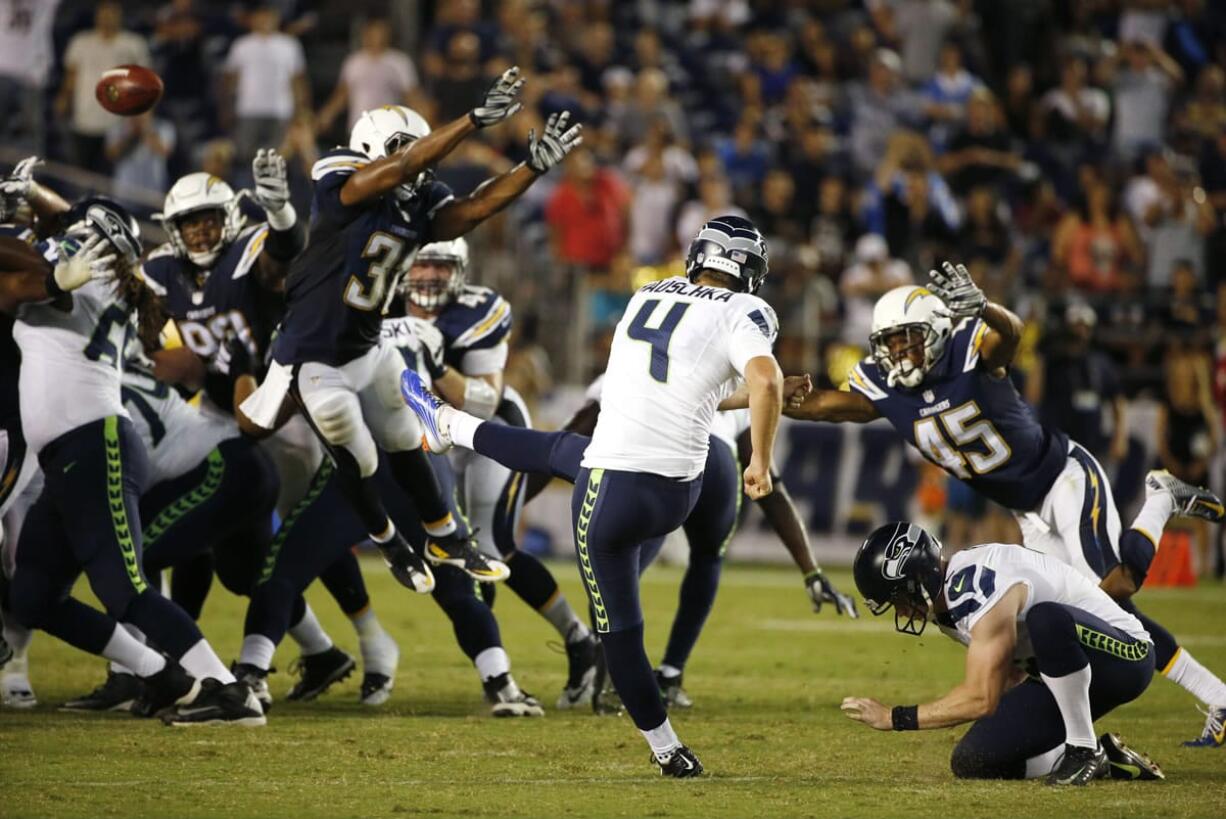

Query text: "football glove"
[407, 316, 447, 381]
[527, 111, 583, 175]
[49, 235, 116, 295]
[805, 570, 860, 618]
[928, 261, 986, 321]
[213, 335, 260, 379]
[0, 155, 40, 222]
[251, 148, 290, 213]
[469, 66, 525, 128]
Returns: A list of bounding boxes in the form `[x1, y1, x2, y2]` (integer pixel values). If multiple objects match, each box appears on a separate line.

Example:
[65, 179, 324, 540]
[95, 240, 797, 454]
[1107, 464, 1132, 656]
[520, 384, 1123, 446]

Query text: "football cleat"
[1145, 470, 1225, 522]
[424, 533, 510, 583]
[377, 531, 436, 593]
[555, 633, 598, 710]
[359, 630, 400, 706]
[655, 745, 704, 778]
[162, 678, 266, 727]
[286, 646, 355, 701]
[1045, 743, 1108, 786]
[131, 661, 199, 718]
[62, 670, 144, 713]
[361, 673, 395, 706]
[483, 672, 545, 717]
[655, 670, 693, 709]
[1, 653, 37, 709]
[400, 369, 453, 453]
[590, 645, 624, 715]
[1100, 733, 1164, 780]
[232, 662, 273, 714]
[1182, 705, 1226, 748]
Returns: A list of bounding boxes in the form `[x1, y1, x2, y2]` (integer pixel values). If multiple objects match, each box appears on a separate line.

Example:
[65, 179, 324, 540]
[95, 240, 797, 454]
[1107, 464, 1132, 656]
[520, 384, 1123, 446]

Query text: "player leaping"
[240, 68, 582, 593]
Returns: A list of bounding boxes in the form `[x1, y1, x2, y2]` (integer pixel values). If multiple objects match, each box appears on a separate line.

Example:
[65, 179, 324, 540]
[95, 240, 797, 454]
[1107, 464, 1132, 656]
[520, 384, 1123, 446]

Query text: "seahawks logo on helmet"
[881, 528, 918, 580]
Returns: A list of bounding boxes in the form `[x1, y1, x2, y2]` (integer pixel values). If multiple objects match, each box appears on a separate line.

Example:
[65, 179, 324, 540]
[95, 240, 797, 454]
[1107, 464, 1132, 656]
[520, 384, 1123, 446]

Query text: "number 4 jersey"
[272, 148, 455, 367]
[581, 276, 778, 480]
[848, 317, 1067, 511]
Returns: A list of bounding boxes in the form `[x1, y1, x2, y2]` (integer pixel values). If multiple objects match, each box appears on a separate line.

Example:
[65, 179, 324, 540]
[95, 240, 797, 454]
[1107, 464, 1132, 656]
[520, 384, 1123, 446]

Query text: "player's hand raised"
[469, 66, 525, 128]
[928, 261, 986, 320]
[527, 111, 583, 175]
[805, 570, 860, 617]
[51, 235, 116, 293]
[840, 696, 892, 730]
[0, 155, 40, 220]
[251, 148, 290, 213]
[743, 457, 773, 500]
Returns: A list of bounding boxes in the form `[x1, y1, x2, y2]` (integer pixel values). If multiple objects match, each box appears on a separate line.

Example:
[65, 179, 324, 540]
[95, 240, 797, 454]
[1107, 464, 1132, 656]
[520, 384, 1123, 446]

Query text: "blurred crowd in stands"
[2, 0, 1224, 572]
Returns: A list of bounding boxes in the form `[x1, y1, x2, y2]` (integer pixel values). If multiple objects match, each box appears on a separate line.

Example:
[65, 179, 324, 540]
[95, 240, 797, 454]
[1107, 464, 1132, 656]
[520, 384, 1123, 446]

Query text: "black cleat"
[360, 673, 394, 706]
[162, 678, 266, 726]
[1046, 743, 1108, 786]
[62, 670, 145, 713]
[377, 532, 435, 593]
[424, 533, 510, 583]
[1101, 733, 1165, 780]
[590, 642, 623, 715]
[556, 634, 598, 710]
[655, 670, 693, 709]
[286, 646, 355, 701]
[655, 745, 704, 778]
[483, 672, 545, 717]
[232, 663, 273, 714]
[132, 661, 200, 717]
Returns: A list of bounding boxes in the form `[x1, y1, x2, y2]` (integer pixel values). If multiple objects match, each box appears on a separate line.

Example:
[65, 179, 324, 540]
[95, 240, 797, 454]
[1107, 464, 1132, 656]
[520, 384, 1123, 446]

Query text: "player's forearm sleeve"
[264, 217, 306, 263]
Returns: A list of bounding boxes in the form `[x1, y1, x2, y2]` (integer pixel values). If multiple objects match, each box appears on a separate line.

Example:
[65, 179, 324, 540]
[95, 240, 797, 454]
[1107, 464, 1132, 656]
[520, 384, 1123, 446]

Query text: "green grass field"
[2, 558, 1225, 819]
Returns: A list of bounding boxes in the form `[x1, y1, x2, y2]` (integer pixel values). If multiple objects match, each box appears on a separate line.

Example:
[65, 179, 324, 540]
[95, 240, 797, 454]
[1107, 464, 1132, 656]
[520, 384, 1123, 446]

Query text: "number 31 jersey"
[581, 276, 778, 480]
[848, 317, 1067, 511]
[272, 148, 455, 367]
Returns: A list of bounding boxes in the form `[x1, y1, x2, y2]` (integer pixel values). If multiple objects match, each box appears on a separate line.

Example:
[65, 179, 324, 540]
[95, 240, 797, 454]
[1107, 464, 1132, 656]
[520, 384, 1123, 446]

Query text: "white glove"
[527, 111, 583, 174]
[928, 261, 986, 320]
[252, 148, 290, 213]
[469, 66, 525, 128]
[51, 235, 116, 294]
[0, 155, 41, 221]
[407, 316, 447, 380]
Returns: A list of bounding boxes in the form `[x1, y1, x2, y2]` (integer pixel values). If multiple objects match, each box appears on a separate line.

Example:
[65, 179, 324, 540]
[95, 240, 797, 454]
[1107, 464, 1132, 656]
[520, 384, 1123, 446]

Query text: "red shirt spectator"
[546, 149, 630, 269]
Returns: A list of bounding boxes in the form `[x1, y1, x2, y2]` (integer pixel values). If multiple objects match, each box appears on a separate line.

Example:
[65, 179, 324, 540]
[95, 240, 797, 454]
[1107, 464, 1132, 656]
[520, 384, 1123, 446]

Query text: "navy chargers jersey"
[0, 223, 37, 433]
[272, 148, 455, 366]
[435, 285, 512, 374]
[848, 317, 1067, 511]
[141, 223, 282, 365]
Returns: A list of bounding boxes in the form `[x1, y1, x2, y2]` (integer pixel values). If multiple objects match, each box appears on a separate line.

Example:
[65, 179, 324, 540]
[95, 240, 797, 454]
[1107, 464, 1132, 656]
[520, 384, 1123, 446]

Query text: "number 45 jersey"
[581, 276, 778, 480]
[848, 317, 1067, 511]
[272, 148, 455, 367]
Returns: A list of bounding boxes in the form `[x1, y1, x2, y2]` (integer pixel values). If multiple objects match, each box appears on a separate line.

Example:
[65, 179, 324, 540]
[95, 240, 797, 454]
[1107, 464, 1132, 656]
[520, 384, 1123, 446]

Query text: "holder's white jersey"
[121, 365, 237, 488]
[582, 277, 777, 479]
[938, 543, 1150, 660]
[14, 275, 138, 454]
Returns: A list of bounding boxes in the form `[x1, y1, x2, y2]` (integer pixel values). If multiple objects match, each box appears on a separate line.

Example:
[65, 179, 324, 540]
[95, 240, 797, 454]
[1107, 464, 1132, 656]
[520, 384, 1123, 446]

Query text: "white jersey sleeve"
[581, 277, 778, 479]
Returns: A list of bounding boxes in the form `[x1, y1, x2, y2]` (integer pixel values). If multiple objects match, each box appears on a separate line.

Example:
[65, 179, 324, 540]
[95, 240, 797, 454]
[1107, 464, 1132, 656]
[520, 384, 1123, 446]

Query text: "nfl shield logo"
[191, 291, 204, 305]
[922, 389, 935, 403]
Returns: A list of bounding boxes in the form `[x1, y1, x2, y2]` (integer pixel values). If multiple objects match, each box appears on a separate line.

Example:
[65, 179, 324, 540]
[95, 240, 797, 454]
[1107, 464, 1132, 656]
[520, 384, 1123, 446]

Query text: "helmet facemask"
[382, 132, 432, 204]
[870, 323, 941, 388]
[404, 253, 465, 312]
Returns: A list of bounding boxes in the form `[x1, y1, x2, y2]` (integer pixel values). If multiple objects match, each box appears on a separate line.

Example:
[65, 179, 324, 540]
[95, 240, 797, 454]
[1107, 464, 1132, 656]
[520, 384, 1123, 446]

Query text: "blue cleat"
[400, 369, 453, 453]
[1183, 706, 1226, 748]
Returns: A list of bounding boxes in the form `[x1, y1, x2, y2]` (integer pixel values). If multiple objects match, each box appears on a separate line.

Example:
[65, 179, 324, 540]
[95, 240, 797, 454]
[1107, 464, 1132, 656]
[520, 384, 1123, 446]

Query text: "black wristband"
[891, 705, 919, 731]
[43, 269, 65, 298]
[468, 111, 482, 129]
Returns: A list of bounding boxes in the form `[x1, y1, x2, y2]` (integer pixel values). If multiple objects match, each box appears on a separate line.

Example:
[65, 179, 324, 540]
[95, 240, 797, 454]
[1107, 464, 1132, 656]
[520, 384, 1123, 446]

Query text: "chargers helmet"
[684, 214, 769, 294]
[156, 173, 244, 268]
[869, 285, 952, 389]
[350, 105, 433, 199]
[63, 196, 142, 269]
[852, 521, 945, 636]
[403, 238, 468, 311]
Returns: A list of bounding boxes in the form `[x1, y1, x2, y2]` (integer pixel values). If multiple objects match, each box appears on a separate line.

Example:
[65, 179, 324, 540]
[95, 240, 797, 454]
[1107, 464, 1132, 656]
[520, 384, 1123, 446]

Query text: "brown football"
[95, 64, 164, 116]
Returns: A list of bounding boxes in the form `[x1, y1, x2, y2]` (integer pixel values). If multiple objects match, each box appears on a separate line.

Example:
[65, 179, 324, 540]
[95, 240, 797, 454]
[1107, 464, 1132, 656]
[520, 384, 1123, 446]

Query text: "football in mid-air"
[95, 64, 163, 116]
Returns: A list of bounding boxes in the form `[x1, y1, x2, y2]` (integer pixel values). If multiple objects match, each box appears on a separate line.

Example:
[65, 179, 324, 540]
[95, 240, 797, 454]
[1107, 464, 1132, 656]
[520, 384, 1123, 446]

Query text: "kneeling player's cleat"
[655, 746, 704, 778]
[162, 678, 266, 727]
[1, 656, 37, 709]
[132, 661, 199, 717]
[232, 662, 273, 714]
[286, 646, 356, 702]
[1046, 743, 1108, 786]
[1100, 733, 1164, 780]
[1145, 470, 1225, 523]
[555, 633, 598, 710]
[359, 630, 399, 706]
[62, 670, 145, 713]
[400, 369, 453, 453]
[424, 533, 510, 583]
[484, 672, 545, 717]
[377, 531, 436, 593]
[590, 646, 624, 715]
[655, 669, 693, 710]
[1182, 705, 1226, 748]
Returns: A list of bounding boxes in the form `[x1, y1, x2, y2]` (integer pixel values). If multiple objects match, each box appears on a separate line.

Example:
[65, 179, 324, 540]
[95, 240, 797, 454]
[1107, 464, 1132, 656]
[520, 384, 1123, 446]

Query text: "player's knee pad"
[307, 391, 379, 472]
[950, 742, 1017, 780]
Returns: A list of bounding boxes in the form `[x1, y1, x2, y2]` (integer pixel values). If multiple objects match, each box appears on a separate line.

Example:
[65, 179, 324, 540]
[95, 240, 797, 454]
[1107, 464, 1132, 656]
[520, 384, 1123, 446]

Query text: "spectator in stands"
[939, 88, 1021, 195]
[922, 40, 981, 148]
[1162, 258, 1217, 329]
[422, 0, 499, 82]
[809, 174, 858, 281]
[613, 68, 689, 151]
[105, 110, 175, 199]
[1200, 131, 1226, 290]
[0, 0, 59, 155]
[839, 233, 912, 348]
[1173, 64, 1226, 153]
[56, 1, 152, 173]
[625, 148, 682, 265]
[222, 4, 309, 167]
[867, 131, 960, 269]
[714, 117, 771, 198]
[1052, 171, 1142, 293]
[316, 18, 424, 139]
[153, 0, 216, 174]
[867, 0, 963, 85]
[1107, 39, 1184, 161]
[1038, 55, 1111, 173]
[1001, 63, 1037, 141]
[960, 185, 1020, 296]
[572, 20, 616, 97]
[429, 30, 491, 125]
[847, 49, 921, 178]
[674, 175, 747, 253]
[545, 146, 630, 272]
[1124, 148, 1216, 288]
[752, 168, 805, 246]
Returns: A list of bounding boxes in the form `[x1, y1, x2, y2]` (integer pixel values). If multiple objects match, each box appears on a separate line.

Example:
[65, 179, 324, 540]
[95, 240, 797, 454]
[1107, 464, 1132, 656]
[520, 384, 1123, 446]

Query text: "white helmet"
[350, 105, 433, 199]
[403, 238, 469, 311]
[156, 172, 244, 268]
[869, 285, 953, 389]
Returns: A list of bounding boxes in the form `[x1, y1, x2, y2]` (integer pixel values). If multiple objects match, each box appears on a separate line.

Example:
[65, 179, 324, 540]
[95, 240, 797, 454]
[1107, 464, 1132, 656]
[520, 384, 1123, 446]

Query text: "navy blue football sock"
[432, 567, 502, 660]
[38, 597, 116, 655]
[319, 548, 370, 616]
[472, 425, 587, 483]
[122, 588, 204, 659]
[505, 551, 560, 611]
[601, 624, 669, 731]
[244, 578, 298, 647]
[661, 556, 723, 671]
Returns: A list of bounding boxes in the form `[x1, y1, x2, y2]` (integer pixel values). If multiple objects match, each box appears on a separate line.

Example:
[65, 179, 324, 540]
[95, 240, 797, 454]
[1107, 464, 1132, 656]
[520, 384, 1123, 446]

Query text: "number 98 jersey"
[848, 317, 1067, 511]
[272, 148, 455, 367]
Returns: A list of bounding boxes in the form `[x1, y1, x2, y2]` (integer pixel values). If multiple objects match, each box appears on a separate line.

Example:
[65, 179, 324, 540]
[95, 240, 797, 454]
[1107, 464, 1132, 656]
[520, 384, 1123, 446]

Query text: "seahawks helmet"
[869, 285, 953, 389]
[684, 215, 769, 294]
[403, 238, 468, 311]
[62, 196, 142, 269]
[852, 521, 945, 636]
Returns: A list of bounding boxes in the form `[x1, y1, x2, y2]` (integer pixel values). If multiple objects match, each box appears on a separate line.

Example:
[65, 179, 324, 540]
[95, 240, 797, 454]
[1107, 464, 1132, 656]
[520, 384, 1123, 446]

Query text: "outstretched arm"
[0, 235, 115, 313]
[927, 261, 1022, 373]
[785, 388, 880, 423]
